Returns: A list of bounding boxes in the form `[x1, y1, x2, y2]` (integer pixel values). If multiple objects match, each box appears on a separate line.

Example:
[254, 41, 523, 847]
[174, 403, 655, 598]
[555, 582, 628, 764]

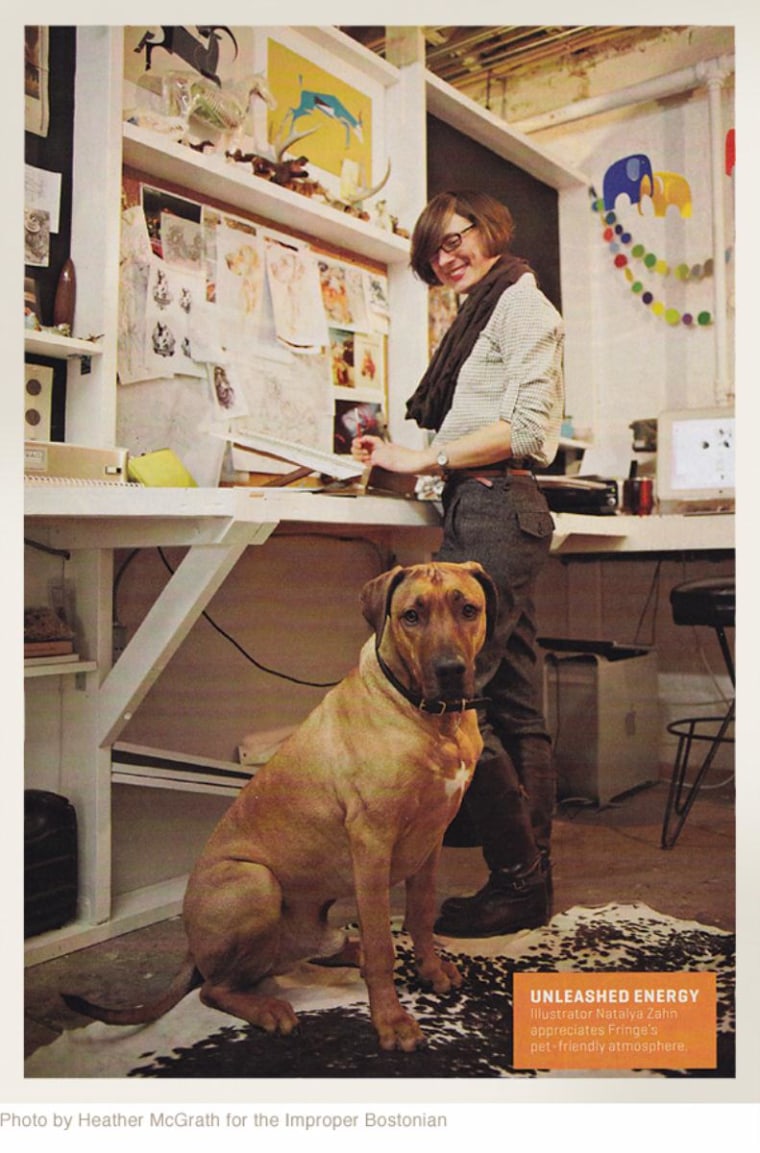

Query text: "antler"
[274, 126, 317, 162]
[344, 159, 392, 206]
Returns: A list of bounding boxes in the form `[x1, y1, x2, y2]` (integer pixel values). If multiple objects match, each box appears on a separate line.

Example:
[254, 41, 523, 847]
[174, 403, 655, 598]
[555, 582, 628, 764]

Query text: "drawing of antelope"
[287, 77, 363, 148]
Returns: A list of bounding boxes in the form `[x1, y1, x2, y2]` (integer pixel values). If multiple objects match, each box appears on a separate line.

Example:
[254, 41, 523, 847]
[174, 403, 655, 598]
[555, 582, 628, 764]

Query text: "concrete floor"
[24, 778, 735, 1061]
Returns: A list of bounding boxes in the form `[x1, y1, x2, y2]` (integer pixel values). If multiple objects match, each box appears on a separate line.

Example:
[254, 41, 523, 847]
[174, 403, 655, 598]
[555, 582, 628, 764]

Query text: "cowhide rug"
[25, 903, 734, 1080]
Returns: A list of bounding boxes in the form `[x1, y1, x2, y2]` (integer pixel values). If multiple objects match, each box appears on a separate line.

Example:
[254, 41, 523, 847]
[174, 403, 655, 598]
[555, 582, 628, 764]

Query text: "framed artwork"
[266, 39, 373, 182]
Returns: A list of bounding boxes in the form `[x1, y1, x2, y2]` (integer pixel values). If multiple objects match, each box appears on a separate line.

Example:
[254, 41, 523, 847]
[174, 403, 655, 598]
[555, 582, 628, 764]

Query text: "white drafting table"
[25, 484, 735, 753]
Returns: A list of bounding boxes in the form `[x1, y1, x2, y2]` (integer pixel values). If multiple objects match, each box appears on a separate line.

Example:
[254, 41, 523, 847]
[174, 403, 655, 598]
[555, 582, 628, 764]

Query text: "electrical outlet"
[237, 745, 264, 767]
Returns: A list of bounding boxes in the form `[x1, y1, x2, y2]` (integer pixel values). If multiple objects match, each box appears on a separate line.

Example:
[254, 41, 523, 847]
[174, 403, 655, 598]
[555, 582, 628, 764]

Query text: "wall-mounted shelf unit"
[123, 123, 412, 266]
[24, 331, 104, 361]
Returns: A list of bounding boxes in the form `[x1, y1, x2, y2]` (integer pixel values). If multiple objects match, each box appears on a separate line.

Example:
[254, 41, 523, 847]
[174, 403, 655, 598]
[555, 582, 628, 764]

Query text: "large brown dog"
[64, 561, 497, 1052]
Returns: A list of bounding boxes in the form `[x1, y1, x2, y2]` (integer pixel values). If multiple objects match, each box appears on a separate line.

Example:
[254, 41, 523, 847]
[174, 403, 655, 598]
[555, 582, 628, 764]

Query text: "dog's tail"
[61, 955, 201, 1026]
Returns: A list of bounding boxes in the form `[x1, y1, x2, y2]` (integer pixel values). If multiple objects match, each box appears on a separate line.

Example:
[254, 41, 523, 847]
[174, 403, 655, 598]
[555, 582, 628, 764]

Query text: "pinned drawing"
[329, 328, 355, 387]
[265, 241, 328, 352]
[215, 223, 265, 351]
[317, 257, 370, 330]
[225, 352, 333, 452]
[208, 361, 249, 418]
[333, 399, 385, 454]
[354, 331, 384, 392]
[119, 255, 205, 383]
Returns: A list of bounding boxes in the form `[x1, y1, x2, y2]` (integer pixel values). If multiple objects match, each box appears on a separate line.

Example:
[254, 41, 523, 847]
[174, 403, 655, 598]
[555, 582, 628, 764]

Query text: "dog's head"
[362, 562, 498, 640]
[361, 562, 499, 706]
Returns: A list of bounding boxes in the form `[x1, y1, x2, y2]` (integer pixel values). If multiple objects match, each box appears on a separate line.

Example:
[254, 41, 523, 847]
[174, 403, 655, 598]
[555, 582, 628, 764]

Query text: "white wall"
[540, 84, 734, 479]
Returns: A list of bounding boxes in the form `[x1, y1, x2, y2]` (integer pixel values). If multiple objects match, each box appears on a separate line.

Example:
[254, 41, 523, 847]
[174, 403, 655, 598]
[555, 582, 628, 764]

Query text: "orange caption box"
[513, 971, 717, 1070]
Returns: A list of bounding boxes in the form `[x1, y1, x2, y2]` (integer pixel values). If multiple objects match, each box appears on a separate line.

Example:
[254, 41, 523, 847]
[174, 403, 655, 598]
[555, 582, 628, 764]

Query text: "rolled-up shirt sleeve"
[432, 274, 565, 468]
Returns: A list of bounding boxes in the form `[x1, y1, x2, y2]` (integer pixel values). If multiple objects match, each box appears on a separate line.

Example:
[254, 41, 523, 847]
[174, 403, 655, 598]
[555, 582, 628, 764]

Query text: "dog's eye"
[462, 603, 479, 620]
[401, 609, 419, 625]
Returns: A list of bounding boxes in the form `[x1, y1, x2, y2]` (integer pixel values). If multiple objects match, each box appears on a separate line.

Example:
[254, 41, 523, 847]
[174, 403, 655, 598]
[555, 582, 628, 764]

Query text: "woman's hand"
[351, 435, 431, 475]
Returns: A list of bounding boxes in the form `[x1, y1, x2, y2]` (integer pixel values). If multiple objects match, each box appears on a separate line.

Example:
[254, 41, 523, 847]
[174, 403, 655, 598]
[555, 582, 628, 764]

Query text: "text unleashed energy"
[528, 986, 703, 1004]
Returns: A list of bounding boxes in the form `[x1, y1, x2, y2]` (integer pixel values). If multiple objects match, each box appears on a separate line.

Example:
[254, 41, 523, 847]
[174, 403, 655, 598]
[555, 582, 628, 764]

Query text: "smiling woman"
[351, 188, 564, 939]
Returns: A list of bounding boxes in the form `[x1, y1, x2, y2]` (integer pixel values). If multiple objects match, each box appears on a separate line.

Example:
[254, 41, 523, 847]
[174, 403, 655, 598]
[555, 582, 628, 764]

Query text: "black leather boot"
[437, 749, 550, 936]
[434, 856, 548, 937]
[504, 733, 556, 913]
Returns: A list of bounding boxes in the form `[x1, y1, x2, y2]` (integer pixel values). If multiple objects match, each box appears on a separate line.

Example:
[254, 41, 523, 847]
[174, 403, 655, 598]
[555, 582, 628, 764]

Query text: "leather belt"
[446, 463, 533, 483]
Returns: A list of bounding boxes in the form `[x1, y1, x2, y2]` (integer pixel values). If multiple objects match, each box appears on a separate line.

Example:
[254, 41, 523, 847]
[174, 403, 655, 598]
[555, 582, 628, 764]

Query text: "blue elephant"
[602, 154, 655, 210]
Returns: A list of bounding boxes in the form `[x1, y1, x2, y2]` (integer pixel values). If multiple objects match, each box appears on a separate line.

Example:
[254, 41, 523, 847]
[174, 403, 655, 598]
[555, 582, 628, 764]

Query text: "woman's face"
[429, 212, 500, 294]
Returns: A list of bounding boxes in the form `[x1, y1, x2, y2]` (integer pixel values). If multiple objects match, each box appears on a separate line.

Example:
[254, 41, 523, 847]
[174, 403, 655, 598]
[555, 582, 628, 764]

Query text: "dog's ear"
[460, 562, 500, 642]
[361, 565, 407, 634]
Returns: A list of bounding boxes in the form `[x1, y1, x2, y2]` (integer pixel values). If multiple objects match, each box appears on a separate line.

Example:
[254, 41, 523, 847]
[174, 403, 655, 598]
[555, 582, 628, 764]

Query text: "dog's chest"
[442, 758, 471, 800]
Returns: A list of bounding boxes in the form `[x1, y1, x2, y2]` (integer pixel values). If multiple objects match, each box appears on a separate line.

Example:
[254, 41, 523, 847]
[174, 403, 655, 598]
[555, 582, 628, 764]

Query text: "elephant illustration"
[602, 153, 655, 210]
[638, 171, 692, 218]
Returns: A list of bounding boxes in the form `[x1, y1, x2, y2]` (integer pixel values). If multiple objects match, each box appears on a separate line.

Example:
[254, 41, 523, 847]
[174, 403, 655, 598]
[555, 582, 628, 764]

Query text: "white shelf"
[122, 122, 411, 266]
[24, 330, 104, 360]
[24, 875, 188, 965]
[24, 659, 97, 679]
[112, 740, 256, 797]
[425, 72, 590, 191]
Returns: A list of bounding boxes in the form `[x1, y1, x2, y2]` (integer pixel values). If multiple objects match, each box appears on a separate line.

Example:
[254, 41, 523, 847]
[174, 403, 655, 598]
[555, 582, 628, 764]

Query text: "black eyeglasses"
[433, 223, 475, 260]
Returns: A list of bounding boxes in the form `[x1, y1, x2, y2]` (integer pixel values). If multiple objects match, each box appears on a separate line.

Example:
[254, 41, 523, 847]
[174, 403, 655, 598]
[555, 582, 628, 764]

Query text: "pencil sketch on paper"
[265, 241, 328, 352]
[230, 352, 333, 451]
[214, 223, 266, 353]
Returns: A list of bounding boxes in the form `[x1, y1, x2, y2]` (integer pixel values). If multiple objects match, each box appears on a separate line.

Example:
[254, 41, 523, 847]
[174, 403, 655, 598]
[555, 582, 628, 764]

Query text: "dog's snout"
[433, 654, 469, 697]
[435, 654, 467, 677]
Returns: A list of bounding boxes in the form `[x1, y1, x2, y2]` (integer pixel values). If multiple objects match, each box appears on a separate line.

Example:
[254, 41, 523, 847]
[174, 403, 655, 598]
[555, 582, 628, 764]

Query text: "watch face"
[437, 451, 448, 468]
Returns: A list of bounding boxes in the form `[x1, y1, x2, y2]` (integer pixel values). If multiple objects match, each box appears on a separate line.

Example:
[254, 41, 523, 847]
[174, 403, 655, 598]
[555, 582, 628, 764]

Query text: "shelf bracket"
[96, 525, 273, 748]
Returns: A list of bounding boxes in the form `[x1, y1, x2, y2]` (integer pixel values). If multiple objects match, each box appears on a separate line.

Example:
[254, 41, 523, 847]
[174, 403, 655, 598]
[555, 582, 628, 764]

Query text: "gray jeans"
[435, 473, 554, 754]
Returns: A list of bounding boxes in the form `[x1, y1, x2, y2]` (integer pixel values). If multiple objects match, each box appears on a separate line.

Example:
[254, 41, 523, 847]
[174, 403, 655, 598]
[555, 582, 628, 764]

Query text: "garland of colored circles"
[589, 189, 733, 328]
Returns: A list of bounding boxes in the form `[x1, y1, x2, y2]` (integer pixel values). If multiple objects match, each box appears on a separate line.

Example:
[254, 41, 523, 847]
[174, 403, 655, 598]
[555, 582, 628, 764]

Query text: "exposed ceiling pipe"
[512, 55, 735, 134]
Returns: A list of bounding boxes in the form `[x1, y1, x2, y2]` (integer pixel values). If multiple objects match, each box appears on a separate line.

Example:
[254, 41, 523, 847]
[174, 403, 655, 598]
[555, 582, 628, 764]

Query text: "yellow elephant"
[639, 171, 692, 218]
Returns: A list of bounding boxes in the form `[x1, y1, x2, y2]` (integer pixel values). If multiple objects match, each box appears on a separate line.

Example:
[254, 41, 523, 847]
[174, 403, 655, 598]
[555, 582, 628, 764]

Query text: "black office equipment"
[536, 475, 619, 514]
[24, 789, 78, 938]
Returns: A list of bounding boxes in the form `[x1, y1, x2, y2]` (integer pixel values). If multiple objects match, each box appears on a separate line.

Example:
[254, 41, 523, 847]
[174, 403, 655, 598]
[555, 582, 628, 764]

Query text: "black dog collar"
[374, 642, 488, 715]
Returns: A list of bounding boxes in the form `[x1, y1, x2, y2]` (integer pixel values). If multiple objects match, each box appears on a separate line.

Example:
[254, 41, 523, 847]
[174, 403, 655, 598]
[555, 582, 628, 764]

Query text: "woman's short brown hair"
[410, 190, 516, 286]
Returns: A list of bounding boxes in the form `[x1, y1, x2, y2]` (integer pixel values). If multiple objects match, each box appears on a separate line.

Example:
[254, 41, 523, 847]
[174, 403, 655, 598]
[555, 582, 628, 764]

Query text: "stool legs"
[660, 698, 735, 849]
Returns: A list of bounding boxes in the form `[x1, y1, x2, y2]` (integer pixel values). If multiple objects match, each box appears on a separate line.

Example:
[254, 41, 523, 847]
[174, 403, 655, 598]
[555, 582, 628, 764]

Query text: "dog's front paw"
[200, 986, 299, 1035]
[373, 1007, 426, 1053]
[416, 954, 463, 993]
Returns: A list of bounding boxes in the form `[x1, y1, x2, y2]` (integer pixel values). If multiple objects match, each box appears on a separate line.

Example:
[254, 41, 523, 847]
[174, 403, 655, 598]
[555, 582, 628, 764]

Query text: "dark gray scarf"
[405, 254, 533, 431]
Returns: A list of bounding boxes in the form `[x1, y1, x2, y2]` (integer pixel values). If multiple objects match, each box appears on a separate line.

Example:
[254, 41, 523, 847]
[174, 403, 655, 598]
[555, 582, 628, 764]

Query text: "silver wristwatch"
[436, 448, 449, 471]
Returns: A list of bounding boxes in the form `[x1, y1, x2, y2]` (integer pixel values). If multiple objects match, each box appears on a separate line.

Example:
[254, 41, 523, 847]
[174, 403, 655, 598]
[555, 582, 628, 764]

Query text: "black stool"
[661, 577, 735, 848]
